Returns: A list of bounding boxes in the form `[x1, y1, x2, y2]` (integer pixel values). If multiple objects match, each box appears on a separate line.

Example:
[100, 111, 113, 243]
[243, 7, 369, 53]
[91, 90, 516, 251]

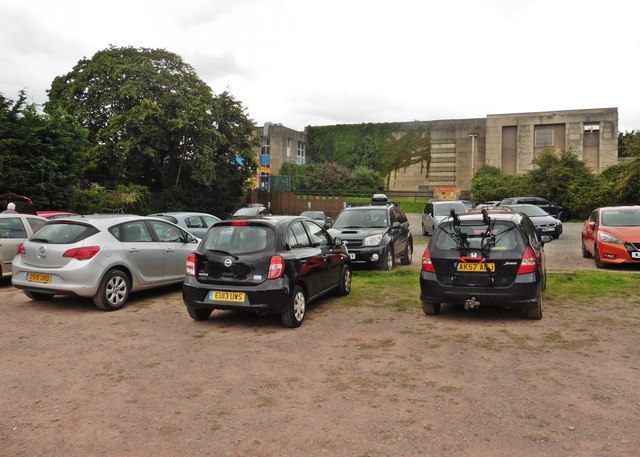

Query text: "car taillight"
[186, 253, 196, 276]
[517, 247, 538, 274]
[16, 243, 25, 255]
[231, 220, 249, 226]
[268, 255, 285, 279]
[421, 247, 435, 272]
[63, 246, 100, 260]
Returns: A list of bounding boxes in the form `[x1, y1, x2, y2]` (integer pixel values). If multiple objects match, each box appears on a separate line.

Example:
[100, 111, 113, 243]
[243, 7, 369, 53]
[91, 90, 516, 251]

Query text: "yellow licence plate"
[27, 272, 52, 284]
[210, 291, 245, 302]
[456, 262, 495, 273]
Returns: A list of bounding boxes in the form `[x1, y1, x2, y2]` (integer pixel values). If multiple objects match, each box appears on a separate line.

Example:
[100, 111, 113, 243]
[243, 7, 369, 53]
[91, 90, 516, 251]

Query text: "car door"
[392, 207, 410, 255]
[147, 219, 197, 283]
[423, 203, 434, 233]
[0, 216, 28, 274]
[120, 220, 164, 286]
[583, 209, 599, 254]
[302, 219, 341, 291]
[288, 220, 325, 299]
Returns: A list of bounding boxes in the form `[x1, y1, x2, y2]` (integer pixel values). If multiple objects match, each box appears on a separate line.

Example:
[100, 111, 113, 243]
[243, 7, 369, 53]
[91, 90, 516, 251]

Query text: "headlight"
[599, 231, 624, 244]
[364, 234, 383, 246]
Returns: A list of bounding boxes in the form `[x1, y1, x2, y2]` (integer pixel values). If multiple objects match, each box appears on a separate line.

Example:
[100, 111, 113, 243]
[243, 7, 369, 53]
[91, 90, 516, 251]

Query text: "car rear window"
[203, 225, 275, 254]
[29, 222, 99, 244]
[432, 220, 524, 252]
[434, 202, 468, 216]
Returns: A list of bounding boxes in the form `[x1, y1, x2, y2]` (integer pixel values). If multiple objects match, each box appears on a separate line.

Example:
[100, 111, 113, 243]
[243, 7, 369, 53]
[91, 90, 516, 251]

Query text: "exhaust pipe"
[464, 297, 480, 310]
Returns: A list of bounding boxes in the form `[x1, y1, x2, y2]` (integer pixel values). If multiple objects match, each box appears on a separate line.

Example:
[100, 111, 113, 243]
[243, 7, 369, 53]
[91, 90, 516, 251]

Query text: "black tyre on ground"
[281, 285, 306, 328]
[557, 210, 568, 222]
[93, 269, 131, 311]
[422, 300, 441, 315]
[380, 246, 394, 271]
[422, 223, 428, 236]
[187, 306, 213, 321]
[400, 241, 413, 265]
[334, 265, 352, 296]
[24, 291, 54, 301]
[594, 245, 604, 268]
[581, 239, 593, 258]
[527, 291, 543, 320]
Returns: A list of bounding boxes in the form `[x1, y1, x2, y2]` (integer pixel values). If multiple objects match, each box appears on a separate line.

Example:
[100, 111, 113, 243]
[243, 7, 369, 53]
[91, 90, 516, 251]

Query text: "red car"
[36, 211, 80, 219]
[581, 206, 640, 268]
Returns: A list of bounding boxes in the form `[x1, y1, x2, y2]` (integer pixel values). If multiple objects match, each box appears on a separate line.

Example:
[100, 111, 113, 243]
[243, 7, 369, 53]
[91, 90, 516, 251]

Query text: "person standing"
[2, 202, 17, 213]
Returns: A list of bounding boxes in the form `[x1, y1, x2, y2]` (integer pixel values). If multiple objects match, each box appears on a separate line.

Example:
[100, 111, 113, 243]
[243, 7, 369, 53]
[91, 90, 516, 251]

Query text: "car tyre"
[400, 241, 413, 265]
[24, 291, 54, 301]
[93, 269, 131, 311]
[187, 306, 213, 321]
[581, 239, 592, 258]
[422, 223, 428, 236]
[594, 244, 604, 269]
[557, 210, 568, 222]
[334, 265, 352, 296]
[527, 291, 543, 320]
[282, 285, 306, 328]
[422, 300, 441, 315]
[380, 246, 394, 271]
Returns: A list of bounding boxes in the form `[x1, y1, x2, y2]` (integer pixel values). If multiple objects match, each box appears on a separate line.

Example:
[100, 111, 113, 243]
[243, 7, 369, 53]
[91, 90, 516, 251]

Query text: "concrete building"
[254, 107, 618, 194]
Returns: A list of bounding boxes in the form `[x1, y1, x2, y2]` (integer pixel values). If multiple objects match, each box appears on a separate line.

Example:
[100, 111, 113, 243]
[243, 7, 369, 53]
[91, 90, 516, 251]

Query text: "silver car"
[11, 215, 199, 310]
[421, 200, 469, 236]
[0, 214, 47, 277]
[147, 211, 220, 239]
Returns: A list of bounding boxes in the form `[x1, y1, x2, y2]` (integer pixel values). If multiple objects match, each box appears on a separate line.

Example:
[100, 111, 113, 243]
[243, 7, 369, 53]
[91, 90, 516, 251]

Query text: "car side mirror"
[334, 237, 344, 247]
[325, 221, 332, 229]
[540, 235, 552, 244]
[588, 221, 596, 230]
[392, 221, 401, 229]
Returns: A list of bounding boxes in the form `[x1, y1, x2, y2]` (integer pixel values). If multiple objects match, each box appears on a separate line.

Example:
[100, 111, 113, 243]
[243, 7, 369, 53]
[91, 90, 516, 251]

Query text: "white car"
[12, 215, 199, 310]
[421, 200, 469, 236]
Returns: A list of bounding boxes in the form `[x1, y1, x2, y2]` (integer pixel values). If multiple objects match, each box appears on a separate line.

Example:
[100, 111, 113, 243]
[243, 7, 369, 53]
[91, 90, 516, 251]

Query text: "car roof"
[48, 214, 165, 229]
[598, 205, 640, 211]
[455, 212, 525, 224]
[149, 211, 218, 217]
[0, 213, 46, 220]
[215, 215, 307, 228]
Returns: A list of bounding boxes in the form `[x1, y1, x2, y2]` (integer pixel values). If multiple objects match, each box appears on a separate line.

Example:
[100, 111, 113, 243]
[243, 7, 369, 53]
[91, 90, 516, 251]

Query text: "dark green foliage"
[46, 46, 256, 216]
[618, 130, 640, 157]
[306, 122, 432, 183]
[278, 162, 384, 196]
[0, 91, 86, 210]
[470, 165, 531, 203]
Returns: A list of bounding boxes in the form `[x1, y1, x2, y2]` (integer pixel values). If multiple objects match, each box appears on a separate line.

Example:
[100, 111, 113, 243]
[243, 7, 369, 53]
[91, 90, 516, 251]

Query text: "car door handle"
[128, 248, 139, 253]
[165, 248, 174, 253]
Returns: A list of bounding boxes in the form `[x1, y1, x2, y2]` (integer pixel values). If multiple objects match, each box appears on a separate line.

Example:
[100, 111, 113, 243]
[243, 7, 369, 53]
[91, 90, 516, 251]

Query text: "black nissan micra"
[183, 215, 351, 327]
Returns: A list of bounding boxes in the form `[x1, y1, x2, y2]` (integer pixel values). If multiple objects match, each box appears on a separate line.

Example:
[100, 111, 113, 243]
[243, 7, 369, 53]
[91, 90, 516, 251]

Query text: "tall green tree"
[45, 46, 256, 216]
[0, 91, 86, 210]
[618, 130, 640, 157]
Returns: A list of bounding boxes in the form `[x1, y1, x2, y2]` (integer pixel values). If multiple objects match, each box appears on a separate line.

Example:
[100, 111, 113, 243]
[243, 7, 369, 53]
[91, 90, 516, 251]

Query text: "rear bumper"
[419, 271, 540, 307]
[182, 275, 292, 313]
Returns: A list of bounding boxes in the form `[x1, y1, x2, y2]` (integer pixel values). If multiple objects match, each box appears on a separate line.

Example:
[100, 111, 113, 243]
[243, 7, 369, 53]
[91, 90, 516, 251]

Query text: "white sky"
[1, 0, 639, 132]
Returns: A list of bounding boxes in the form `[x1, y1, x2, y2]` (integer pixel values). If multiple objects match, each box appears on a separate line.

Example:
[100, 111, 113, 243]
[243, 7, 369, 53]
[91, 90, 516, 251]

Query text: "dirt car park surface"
[2, 221, 639, 456]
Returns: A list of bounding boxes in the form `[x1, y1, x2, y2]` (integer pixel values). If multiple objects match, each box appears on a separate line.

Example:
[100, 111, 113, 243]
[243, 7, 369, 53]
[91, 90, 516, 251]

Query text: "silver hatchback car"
[12, 215, 199, 310]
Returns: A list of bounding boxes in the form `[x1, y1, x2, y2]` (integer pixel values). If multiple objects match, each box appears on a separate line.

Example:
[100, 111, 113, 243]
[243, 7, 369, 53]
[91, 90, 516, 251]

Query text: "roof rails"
[347, 194, 399, 208]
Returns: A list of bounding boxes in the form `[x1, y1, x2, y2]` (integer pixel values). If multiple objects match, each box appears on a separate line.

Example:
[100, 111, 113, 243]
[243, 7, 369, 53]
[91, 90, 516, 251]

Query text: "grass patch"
[345, 197, 426, 214]
[545, 271, 640, 301]
[342, 269, 420, 309]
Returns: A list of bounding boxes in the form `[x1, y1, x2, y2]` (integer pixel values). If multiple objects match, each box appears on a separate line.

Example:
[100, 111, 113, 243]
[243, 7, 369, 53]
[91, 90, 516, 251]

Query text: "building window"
[584, 122, 600, 132]
[260, 137, 270, 165]
[297, 141, 306, 164]
[259, 172, 270, 191]
[286, 138, 291, 159]
[535, 129, 553, 147]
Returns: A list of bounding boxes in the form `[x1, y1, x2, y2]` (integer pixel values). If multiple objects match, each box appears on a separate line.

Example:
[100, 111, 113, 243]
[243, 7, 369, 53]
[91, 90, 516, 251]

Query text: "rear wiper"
[207, 249, 239, 260]
[30, 238, 50, 243]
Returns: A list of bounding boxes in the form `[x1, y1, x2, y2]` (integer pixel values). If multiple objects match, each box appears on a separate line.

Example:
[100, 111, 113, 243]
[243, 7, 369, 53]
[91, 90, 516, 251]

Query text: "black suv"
[420, 210, 551, 319]
[497, 197, 568, 222]
[183, 215, 351, 328]
[328, 194, 412, 270]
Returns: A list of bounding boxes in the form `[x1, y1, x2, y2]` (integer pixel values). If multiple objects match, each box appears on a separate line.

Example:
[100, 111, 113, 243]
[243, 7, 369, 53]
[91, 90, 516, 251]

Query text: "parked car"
[502, 204, 562, 239]
[474, 200, 501, 209]
[12, 215, 199, 310]
[37, 211, 80, 219]
[300, 210, 332, 229]
[328, 194, 412, 271]
[460, 200, 474, 210]
[231, 204, 271, 218]
[0, 193, 36, 214]
[420, 211, 551, 320]
[182, 216, 351, 328]
[581, 206, 640, 268]
[148, 211, 220, 239]
[0, 214, 47, 278]
[497, 197, 569, 222]
[421, 200, 469, 236]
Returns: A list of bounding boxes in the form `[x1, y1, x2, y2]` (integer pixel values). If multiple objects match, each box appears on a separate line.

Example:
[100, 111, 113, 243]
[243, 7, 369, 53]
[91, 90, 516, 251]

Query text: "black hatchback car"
[420, 210, 551, 320]
[328, 194, 412, 271]
[182, 216, 351, 327]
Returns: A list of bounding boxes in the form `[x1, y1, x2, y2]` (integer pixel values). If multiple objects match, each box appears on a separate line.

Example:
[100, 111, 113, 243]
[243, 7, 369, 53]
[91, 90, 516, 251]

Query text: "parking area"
[2, 217, 639, 456]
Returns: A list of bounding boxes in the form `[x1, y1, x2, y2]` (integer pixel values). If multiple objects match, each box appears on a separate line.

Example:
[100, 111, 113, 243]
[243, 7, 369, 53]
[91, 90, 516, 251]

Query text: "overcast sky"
[1, 0, 639, 132]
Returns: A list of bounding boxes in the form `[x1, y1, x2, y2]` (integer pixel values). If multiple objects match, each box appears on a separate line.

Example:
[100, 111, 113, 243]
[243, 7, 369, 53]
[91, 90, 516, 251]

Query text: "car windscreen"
[203, 225, 275, 254]
[29, 222, 100, 244]
[432, 220, 524, 252]
[150, 215, 178, 224]
[509, 205, 549, 217]
[434, 202, 468, 216]
[602, 208, 640, 227]
[332, 209, 388, 228]
[233, 207, 262, 217]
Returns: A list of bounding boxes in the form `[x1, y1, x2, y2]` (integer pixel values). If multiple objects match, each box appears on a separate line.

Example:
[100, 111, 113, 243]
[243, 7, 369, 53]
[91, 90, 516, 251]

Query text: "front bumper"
[345, 245, 386, 268]
[182, 275, 292, 313]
